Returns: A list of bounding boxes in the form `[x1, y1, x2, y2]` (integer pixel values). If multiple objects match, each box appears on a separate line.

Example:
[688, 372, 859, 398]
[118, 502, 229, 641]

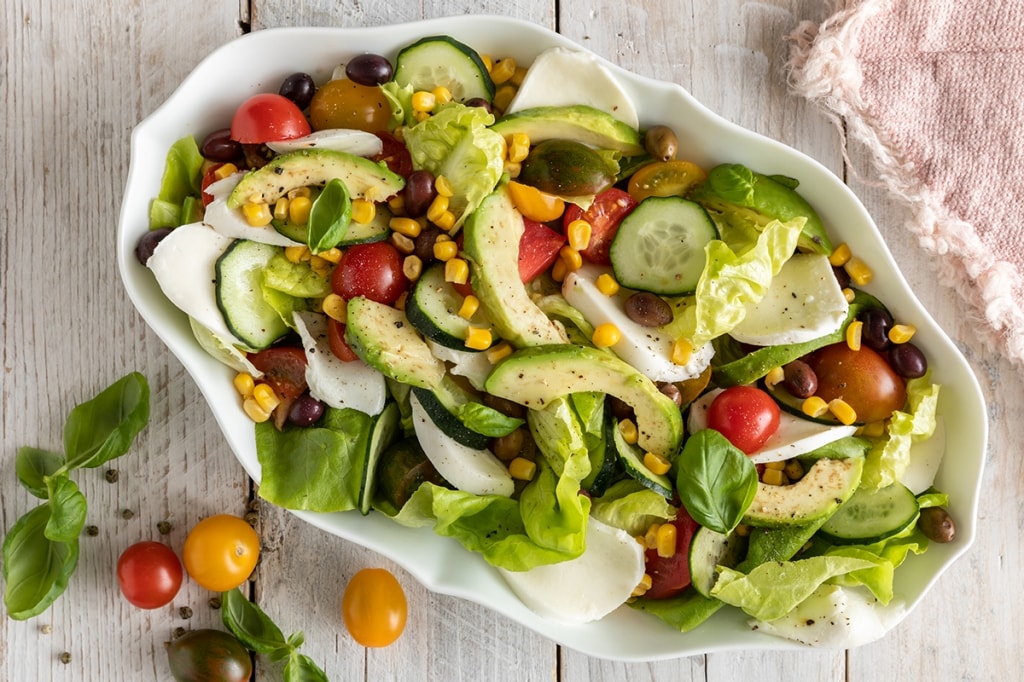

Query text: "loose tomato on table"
[706, 385, 781, 455]
[166, 629, 252, 682]
[116, 541, 183, 609]
[562, 188, 638, 265]
[643, 509, 700, 600]
[341, 567, 408, 647]
[230, 93, 311, 144]
[182, 515, 260, 593]
[519, 218, 567, 282]
[247, 345, 308, 399]
[309, 78, 392, 133]
[331, 241, 408, 304]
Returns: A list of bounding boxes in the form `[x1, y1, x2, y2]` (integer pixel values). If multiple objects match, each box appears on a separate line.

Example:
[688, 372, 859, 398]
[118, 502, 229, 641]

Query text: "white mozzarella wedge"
[729, 253, 849, 347]
[426, 340, 493, 391]
[751, 585, 904, 648]
[409, 392, 513, 497]
[147, 222, 242, 346]
[498, 516, 645, 624]
[899, 418, 946, 494]
[202, 173, 303, 247]
[266, 128, 384, 156]
[293, 312, 387, 416]
[688, 389, 857, 463]
[505, 47, 639, 129]
[562, 264, 713, 382]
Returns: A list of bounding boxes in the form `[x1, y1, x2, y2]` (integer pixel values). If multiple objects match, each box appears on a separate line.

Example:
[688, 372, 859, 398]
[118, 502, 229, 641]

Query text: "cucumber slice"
[359, 401, 401, 515]
[406, 262, 496, 350]
[688, 526, 748, 597]
[608, 415, 672, 498]
[819, 481, 920, 545]
[394, 35, 496, 103]
[609, 196, 718, 296]
[215, 240, 289, 349]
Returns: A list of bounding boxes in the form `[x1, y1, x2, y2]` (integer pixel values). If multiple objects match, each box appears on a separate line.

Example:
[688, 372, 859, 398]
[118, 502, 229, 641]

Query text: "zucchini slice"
[406, 262, 496, 350]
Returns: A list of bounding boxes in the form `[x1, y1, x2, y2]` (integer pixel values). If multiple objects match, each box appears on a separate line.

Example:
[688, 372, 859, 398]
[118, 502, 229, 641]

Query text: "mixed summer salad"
[136, 33, 951, 647]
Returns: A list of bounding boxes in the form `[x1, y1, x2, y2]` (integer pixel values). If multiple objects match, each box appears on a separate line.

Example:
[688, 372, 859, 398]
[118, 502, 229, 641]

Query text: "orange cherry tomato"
[309, 78, 392, 133]
[507, 181, 566, 222]
[342, 568, 408, 647]
[182, 515, 260, 592]
[627, 160, 707, 202]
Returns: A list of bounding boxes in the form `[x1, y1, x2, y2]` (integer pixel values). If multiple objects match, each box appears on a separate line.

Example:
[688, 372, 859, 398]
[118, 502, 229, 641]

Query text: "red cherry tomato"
[807, 343, 907, 423]
[117, 541, 183, 609]
[562, 188, 638, 265]
[200, 163, 224, 207]
[331, 241, 408, 304]
[519, 218, 567, 282]
[230, 93, 311, 144]
[328, 317, 360, 362]
[706, 385, 781, 455]
[643, 509, 700, 600]
[248, 346, 308, 399]
[373, 131, 413, 178]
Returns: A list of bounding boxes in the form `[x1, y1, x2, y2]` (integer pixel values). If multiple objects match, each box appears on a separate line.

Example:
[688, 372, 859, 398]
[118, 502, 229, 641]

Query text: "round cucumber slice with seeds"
[609, 196, 717, 295]
[394, 35, 496, 103]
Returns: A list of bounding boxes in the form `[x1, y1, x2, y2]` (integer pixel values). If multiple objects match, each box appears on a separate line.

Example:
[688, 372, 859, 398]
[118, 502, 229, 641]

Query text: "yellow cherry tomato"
[309, 78, 392, 132]
[507, 180, 566, 222]
[627, 160, 707, 202]
[182, 514, 260, 592]
[342, 568, 408, 647]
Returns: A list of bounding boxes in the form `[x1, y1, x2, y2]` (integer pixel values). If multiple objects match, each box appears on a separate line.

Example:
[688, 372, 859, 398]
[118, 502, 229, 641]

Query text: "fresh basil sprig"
[221, 587, 329, 682]
[675, 428, 758, 534]
[3, 372, 149, 620]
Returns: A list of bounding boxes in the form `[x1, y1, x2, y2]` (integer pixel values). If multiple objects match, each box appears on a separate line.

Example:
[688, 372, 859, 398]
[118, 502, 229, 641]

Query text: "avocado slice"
[227, 148, 405, 208]
[344, 296, 446, 390]
[742, 456, 864, 528]
[490, 105, 644, 156]
[485, 344, 684, 458]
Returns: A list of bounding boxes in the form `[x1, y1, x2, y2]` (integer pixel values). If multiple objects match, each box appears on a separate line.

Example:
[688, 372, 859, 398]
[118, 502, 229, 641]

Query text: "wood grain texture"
[2, 0, 1016, 680]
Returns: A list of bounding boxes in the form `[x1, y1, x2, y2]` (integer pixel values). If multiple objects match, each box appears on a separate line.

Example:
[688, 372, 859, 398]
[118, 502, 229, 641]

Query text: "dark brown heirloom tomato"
[807, 343, 907, 423]
[166, 629, 251, 682]
[247, 346, 309, 399]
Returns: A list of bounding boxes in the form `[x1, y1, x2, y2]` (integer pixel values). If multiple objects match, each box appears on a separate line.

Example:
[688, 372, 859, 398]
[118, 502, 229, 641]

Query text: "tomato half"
[230, 93, 311, 144]
[309, 78, 392, 133]
[507, 181, 566, 223]
[342, 568, 408, 647]
[643, 509, 700, 600]
[117, 541, 183, 609]
[247, 346, 308, 399]
[706, 385, 781, 455]
[373, 131, 413, 178]
[182, 515, 260, 593]
[519, 218, 567, 282]
[200, 163, 224, 207]
[562, 188, 638, 265]
[331, 241, 408, 304]
[807, 343, 907, 423]
[328, 317, 360, 362]
[166, 629, 252, 682]
[627, 160, 707, 202]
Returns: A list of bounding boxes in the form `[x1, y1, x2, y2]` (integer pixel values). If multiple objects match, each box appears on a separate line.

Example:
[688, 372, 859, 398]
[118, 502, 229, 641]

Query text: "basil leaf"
[675, 429, 757, 534]
[3, 504, 80, 620]
[43, 477, 88, 542]
[453, 401, 524, 437]
[284, 651, 330, 682]
[221, 587, 289, 655]
[63, 372, 150, 470]
[15, 447, 64, 498]
[306, 178, 351, 254]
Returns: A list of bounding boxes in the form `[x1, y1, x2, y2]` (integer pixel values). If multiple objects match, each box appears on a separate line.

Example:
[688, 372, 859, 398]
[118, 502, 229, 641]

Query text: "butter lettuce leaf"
[862, 376, 941, 490]
[590, 479, 677, 536]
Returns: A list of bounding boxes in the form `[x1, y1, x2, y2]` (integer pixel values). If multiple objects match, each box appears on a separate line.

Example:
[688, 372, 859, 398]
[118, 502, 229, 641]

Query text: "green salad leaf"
[862, 376, 941, 490]
[674, 429, 758, 534]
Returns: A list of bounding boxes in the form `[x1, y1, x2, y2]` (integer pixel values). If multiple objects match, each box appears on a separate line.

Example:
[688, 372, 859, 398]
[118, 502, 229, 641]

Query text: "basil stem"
[306, 177, 352, 254]
[15, 447, 64, 499]
[675, 429, 758, 534]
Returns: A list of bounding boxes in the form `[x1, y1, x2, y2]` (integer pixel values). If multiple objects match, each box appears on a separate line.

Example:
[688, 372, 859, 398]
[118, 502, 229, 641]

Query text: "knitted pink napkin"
[787, 0, 1024, 366]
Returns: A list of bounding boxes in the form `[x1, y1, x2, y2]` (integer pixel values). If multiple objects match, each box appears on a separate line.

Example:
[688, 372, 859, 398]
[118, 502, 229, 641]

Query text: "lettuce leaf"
[862, 376, 941, 490]
[590, 479, 677, 536]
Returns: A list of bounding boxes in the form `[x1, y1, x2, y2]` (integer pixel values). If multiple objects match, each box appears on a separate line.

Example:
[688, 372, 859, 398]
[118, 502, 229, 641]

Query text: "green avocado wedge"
[490, 104, 644, 155]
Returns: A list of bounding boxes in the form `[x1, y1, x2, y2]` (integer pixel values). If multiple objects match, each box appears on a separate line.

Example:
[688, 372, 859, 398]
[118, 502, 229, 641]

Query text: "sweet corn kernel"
[289, 196, 313, 225]
[784, 459, 805, 482]
[490, 57, 517, 84]
[764, 366, 785, 389]
[559, 245, 583, 272]
[252, 383, 280, 413]
[632, 574, 653, 598]
[566, 219, 593, 251]
[287, 187, 312, 200]
[284, 245, 309, 263]
[486, 341, 514, 364]
[618, 419, 639, 445]
[596, 272, 620, 296]
[458, 295, 480, 320]
[411, 90, 436, 112]
[465, 326, 493, 351]
[426, 194, 450, 223]
[828, 398, 858, 426]
[213, 162, 238, 180]
[242, 398, 272, 423]
[445, 258, 469, 285]
[433, 239, 459, 261]
[644, 523, 661, 550]
[390, 216, 423, 238]
[434, 175, 454, 198]
[317, 247, 343, 264]
[351, 198, 376, 224]
[889, 323, 917, 344]
[655, 522, 677, 558]
[511, 65, 528, 86]
[388, 194, 406, 216]
[762, 467, 788, 486]
[828, 242, 852, 267]
[551, 258, 568, 282]
[402, 255, 423, 281]
[309, 256, 332, 279]
[844, 256, 873, 286]
[671, 338, 693, 366]
[763, 460, 786, 470]
[273, 197, 290, 221]
[508, 456, 536, 481]
[233, 372, 256, 398]
[846, 319, 864, 351]
[321, 293, 347, 322]
[480, 54, 493, 71]
[391, 232, 416, 254]
[242, 203, 273, 227]
[431, 85, 453, 105]
[644, 452, 672, 477]
[843, 287, 856, 303]
[503, 161, 522, 179]
[507, 132, 530, 163]
[433, 210, 456, 232]
[592, 322, 622, 348]
[413, 110, 431, 123]
[801, 395, 830, 418]
[493, 84, 516, 112]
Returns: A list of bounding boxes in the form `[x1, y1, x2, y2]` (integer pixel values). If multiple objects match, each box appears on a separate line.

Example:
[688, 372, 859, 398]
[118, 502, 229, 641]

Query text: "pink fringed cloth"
[787, 0, 1024, 365]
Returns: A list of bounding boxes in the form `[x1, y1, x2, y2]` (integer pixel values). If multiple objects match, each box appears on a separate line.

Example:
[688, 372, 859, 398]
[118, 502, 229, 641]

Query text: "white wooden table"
[3, 1, 1018, 680]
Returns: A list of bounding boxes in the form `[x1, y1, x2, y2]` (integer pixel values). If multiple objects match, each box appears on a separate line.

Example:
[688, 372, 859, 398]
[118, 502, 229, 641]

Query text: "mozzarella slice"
[751, 585, 904, 648]
[202, 173, 303, 247]
[899, 418, 946, 494]
[147, 222, 242, 345]
[498, 516, 645, 624]
[505, 47, 639, 129]
[729, 253, 849, 347]
[409, 392, 513, 497]
[266, 129, 384, 156]
[426, 340, 492, 391]
[562, 264, 713, 382]
[292, 312, 387, 416]
[688, 389, 857, 463]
